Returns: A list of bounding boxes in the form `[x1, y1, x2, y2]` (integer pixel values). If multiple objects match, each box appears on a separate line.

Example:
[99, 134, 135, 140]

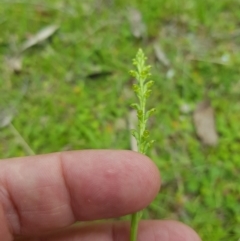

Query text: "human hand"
[0, 150, 201, 241]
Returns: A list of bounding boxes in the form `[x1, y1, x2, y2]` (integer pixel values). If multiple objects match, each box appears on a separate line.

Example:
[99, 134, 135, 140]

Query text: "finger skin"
[0, 150, 160, 237]
[19, 220, 201, 241]
[0, 203, 12, 241]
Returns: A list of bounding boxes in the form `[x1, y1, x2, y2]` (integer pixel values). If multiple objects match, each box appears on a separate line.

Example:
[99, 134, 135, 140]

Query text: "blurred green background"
[1, 0, 240, 240]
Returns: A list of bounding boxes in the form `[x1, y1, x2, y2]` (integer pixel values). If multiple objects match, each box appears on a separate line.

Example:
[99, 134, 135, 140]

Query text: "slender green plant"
[129, 49, 156, 241]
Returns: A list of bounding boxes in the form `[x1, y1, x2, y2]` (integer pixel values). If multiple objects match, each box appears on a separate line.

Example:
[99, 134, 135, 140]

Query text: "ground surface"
[1, 1, 240, 240]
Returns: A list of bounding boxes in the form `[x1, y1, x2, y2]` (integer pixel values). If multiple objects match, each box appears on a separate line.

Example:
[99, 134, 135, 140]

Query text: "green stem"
[130, 212, 139, 241]
[129, 49, 154, 241]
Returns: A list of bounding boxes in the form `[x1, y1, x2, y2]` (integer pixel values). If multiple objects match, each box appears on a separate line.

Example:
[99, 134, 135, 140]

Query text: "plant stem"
[130, 212, 139, 241]
[129, 49, 154, 241]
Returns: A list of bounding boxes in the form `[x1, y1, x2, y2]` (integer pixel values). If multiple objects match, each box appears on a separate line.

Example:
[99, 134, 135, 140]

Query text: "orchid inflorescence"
[129, 49, 155, 241]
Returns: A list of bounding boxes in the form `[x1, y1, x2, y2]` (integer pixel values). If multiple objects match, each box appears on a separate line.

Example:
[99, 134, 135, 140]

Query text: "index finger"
[0, 150, 160, 237]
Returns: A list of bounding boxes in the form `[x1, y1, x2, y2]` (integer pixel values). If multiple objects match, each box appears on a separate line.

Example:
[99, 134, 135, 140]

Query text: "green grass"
[1, 1, 240, 240]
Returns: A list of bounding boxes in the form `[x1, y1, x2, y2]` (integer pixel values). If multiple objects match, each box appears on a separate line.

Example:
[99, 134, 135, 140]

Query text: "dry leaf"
[128, 8, 146, 39]
[21, 25, 59, 51]
[115, 118, 126, 131]
[166, 69, 175, 79]
[0, 108, 15, 128]
[193, 100, 218, 146]
[128, 110, 138, 152]
[154, 43, 170, 67]
[5, 56, 22, 73]
[180, 103, 192, 114]
[122, 87, 134, 100]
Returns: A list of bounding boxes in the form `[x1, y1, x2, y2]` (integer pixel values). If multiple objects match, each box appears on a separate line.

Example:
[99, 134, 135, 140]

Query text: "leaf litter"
[5, 25, 59, 74]
[127, 8, 146, 39]
[153, 43, 170, 67]
[21, 24, 59, 52]
[193, 99, 218, 146]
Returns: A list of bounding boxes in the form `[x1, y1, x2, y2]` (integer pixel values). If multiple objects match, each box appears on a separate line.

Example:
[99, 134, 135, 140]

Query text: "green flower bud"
[145, 89, 152, 98]
[132, 84, 139, 93]
[129, 70, 137, 77]
[146, 108, 156, 118]
[137, 110, 143, 118]
[146, 80, 154, 88]
[130, 103, 140, 110]
[131, 129, 139, 140]
[143, 130, 150, 139]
